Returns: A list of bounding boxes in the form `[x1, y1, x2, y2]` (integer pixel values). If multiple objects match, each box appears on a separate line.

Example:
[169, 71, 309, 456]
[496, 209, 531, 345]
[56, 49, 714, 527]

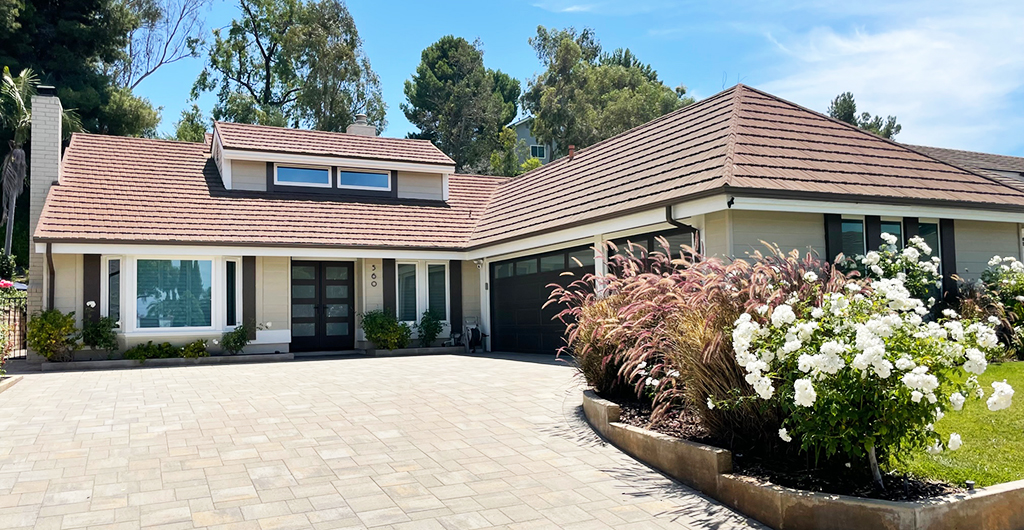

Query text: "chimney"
[568, 145, 575, 160]
[28, 88, 62, 348]
[346, 113, 377, 137]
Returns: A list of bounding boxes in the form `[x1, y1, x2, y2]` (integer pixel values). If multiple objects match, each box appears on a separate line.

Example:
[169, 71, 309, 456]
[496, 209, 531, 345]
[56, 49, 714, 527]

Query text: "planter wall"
[40, 352, 294, 372]
[582, 390, 1024, 530]
[368, 346, 465, 358]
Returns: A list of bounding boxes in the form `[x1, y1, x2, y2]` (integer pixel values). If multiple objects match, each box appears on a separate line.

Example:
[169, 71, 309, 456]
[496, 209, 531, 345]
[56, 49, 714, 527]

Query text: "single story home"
[26, 84, 1024, 358]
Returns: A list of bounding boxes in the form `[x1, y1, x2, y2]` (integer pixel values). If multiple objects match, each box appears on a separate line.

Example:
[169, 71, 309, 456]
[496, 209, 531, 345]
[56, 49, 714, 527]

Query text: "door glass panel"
[292, 323, 315, 337]
[326, 285, 349, 299]
[494, 263, 513, 279]
[325, 304, 348, 317]
[292, 285, 315, 299]
[540, 255, 564, 272]
[326, 322, 349, 336]
[292, 265, 316, 280]
[515, 259, 537, 276]
[325, 266, 348, 280]
[292, 304, 315, 318]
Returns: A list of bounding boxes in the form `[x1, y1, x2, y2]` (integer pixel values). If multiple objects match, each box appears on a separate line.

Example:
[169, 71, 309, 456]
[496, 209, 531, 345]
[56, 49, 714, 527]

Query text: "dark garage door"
[490, 247, 594, 354]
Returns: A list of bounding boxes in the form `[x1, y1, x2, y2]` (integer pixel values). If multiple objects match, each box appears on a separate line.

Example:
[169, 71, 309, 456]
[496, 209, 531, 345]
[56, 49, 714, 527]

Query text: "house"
[511, 117, 555, 165]
[26, 84, 1024, 358]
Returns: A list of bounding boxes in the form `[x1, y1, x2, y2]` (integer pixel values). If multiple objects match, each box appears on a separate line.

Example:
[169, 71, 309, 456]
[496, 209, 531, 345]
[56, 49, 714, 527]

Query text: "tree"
[105, 0, 210, 90]
[827, 92, 902, 139]
[402, 36, 520, 172]
[0, 0, 161, 137]
[0, 68, 81, 257]
[192, 0, 385, 132]
[170, 103, 207, 142]
[522, 26, 694, 159]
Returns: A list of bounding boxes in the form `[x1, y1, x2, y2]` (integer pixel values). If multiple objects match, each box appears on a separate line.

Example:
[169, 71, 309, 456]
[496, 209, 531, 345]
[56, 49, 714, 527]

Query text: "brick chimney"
[346, 113, 376, 137]
[28, 87, 62, 329]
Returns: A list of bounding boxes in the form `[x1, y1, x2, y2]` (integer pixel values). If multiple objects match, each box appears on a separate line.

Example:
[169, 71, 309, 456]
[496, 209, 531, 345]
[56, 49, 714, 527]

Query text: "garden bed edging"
[40, 352, 294, 372]
[581, 389, 1024, 530]
[368, 346, 465, 357]
[0, 375, 22, 394]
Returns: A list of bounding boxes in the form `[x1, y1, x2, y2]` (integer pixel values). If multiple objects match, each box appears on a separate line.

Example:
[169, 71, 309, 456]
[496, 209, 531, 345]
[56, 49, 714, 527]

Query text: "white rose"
[947, 433, 962, 451]
[778, 428, 792, 442]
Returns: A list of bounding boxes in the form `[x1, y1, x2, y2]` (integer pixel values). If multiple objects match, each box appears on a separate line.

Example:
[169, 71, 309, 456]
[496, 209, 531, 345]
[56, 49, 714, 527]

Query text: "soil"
[610, 397, 963, 501]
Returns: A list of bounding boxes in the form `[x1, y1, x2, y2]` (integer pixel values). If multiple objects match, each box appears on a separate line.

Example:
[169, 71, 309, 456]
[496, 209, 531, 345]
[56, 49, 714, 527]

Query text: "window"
[540, 254, 565, 272]
[275, 165, 331, 187]
[880, 220, 903, 249]
[338, 170, 389, 190]
[225, 260, 238, 326]
[919, 222, 941, 260]
[840, 219, 865, 259]
[567, 249, 595, 269]
[397, 263, 417, 322]
[106, 258, 121, 325]
[531, 145, 546, 159]
[427, 264, 447, 319]
[493, 262, 513, 279]
[136, 259, 213, 328]
[515, 258, 537, 276]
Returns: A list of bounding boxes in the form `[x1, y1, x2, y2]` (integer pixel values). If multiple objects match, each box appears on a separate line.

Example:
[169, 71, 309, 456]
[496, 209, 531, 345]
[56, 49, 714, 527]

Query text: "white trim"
[49, 244, 465, 260]
[442, 173, 450, 201]
[274, 163, 332, 189]
[225, 257, 242, 327]
[100, 255, 123, 327]
[729, 196, 1024, 224]
[336, 167, 391, 192]
[222, 147, 455, 176]
[127, 256, 222, 335]
[530, 145, 547, 159]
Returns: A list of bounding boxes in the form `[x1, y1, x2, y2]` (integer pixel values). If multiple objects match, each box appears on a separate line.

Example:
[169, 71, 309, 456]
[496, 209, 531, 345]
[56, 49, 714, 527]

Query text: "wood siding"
[731, 210, 826, 259]
[954, 220, 1020, 280]
[231, 160, 268, 191]
[396, 171, 444, 200]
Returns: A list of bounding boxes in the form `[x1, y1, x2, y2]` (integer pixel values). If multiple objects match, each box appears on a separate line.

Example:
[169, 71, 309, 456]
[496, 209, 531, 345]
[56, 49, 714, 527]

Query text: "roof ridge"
[905, 143, 1024, 162]
[901, 144, 1024, 194]
[721, 85, 744, 187]
[71, 132, 207, 147]
[214, 120, 436, 145]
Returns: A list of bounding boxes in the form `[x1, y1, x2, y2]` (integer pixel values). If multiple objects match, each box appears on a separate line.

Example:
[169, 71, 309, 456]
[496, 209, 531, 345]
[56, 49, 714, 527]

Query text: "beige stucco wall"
[51, 254, 84, 328]
[357, 258, 384, 346]
[462, 260, 481, 326]
[731, 210, 826, 259]
[954, 220, 1020, 280]
[231, 160, 267, 191]
[396, 171, 444, 200]
[256, 256, 290, 329]
[702, 210, 730, 258]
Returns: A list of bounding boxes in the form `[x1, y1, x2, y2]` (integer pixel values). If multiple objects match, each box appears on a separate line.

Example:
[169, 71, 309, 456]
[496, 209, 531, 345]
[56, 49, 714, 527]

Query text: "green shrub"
[221, 324, 252, 354]
[123, 341, 177, 362]
[414, 310, 443, 347]
[180, 339, 209, 358]
[0, 253, 16, 280]
[361, 310, 411, 350]
[26, 310, 80, 362]
[82, 315, 118, 352]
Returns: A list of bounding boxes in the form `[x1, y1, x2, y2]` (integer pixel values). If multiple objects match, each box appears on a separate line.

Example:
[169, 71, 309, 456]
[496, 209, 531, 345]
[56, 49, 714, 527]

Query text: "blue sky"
[136, 0, 1024, 156]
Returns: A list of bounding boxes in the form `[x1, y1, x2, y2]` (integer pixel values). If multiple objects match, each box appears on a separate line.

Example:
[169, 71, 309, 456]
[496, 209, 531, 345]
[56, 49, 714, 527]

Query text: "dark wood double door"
[291, 261, 355, 352]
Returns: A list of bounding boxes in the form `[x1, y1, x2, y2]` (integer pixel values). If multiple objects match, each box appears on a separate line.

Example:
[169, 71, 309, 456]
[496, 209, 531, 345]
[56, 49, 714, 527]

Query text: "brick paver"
[0, 354, 762, 529]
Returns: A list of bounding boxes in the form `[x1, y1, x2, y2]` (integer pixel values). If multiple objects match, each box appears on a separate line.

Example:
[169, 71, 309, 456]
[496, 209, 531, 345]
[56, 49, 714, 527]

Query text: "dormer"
[211, 120, 456, 201]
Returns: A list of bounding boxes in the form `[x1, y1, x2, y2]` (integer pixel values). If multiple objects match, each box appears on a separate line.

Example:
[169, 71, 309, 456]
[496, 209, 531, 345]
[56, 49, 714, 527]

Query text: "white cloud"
[531, 0, 679, 16]
[758, 5, 1024, 155]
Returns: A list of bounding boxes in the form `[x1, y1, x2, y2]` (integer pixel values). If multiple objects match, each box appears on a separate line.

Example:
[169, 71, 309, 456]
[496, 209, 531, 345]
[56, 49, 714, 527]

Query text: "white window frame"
[530, 145, 546, 159]
[274, 163, 333, 189]
[225, 257, 243, 329]
[100, 255, 124, 328]
[336, 166, 391, 192]
[125, 255, 223, 335]
[395, 261, 419, 324]
[425, 261, 450, 323]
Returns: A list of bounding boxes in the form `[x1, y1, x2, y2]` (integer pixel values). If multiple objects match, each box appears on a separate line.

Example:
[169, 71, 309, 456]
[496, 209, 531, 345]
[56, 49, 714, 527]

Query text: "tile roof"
[467, 85, 1024, 246]
[903, 144, 1024, 191]
[214, 121, 455, 166]
[35, 134, 502, 248]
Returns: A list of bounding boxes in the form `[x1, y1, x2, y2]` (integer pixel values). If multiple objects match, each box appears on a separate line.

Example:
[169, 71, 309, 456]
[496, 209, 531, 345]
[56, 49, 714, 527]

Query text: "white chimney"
[27, 87, 62, 355]
[346, 113, 376, 137]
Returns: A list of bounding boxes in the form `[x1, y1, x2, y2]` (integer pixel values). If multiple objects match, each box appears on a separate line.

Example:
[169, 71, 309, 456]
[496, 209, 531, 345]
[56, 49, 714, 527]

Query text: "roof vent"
[346, 113, 377, 137]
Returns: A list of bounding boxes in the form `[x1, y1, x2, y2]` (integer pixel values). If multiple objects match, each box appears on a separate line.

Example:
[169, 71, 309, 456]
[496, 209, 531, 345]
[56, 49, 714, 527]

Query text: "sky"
[136, 0, 1024, 156]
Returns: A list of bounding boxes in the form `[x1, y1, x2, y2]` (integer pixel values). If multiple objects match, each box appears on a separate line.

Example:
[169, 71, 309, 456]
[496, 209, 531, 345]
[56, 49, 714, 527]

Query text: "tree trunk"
[3, 194, 14, 256]
[867, 444, 884, 490]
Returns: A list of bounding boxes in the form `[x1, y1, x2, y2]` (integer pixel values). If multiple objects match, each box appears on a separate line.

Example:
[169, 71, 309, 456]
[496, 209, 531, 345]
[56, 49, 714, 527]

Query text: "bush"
[221, 324, 252, 355]
[361, 310, 411, 350]
[123, 341, 177, 362]
[82, 315, 118, 352]
[0, 253, 15, 280]
[414, 310, 443, 347]
[26, 309, 80, 362]
[180, 339, 209, 358]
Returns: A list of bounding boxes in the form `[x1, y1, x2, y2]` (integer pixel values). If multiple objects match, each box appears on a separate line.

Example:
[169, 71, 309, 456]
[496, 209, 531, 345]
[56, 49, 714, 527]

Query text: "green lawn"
[902, 362, 1024, 487]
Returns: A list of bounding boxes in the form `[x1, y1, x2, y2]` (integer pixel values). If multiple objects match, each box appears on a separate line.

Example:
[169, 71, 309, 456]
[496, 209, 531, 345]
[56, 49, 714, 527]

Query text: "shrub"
[414, 310, 443, 347]
[860, 233, 941, 303]
[123, 341, 177, 362]
[27, 309, 80, 362]
[730, 238, 1015, 488]
[221, 324, 252, 355]
[82, 315, 118, 352]
[361, 310, 411, 350]
[0, 252, 16, 280]
[180, 339, 209, 359]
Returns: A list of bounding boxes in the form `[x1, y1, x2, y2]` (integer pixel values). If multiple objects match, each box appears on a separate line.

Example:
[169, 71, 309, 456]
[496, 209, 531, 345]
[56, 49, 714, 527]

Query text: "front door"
[290, 261, 355, 352]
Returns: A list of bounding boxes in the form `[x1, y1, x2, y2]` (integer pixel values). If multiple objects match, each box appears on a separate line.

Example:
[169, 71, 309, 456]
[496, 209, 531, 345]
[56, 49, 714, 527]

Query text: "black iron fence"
[1, 290, 26, 360]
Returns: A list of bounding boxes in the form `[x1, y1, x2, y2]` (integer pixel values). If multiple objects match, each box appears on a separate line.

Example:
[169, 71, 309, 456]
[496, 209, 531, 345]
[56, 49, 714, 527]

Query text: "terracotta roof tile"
[214, 121, 454, 166]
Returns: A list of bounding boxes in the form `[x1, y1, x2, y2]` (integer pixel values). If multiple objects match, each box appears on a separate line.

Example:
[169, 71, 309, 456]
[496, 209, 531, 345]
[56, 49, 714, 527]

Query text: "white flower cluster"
[987, 380, 1015, 411]
[988, 255, 1024, 272]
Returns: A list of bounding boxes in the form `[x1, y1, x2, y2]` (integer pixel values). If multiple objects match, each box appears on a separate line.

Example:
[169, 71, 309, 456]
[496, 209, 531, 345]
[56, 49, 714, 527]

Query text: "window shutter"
[449, 260, 463, 328]
[382, 259, 396, 317]
[83, 254, 101, 323]
[243, 256, 256, 339]
[823, 214, 843, 263]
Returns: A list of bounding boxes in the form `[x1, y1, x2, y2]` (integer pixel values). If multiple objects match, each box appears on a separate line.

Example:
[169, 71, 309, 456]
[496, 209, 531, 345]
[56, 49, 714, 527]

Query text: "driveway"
[0, 354, 761, 530]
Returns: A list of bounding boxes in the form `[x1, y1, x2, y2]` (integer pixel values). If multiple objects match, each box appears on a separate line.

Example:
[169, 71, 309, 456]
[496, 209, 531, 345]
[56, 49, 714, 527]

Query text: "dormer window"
[339, 169, 390, 191]
[275, 165, 331, 188]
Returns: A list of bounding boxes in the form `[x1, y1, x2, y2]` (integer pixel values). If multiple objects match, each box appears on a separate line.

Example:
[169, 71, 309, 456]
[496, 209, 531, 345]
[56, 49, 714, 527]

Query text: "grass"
[901, 361, 1024, 487]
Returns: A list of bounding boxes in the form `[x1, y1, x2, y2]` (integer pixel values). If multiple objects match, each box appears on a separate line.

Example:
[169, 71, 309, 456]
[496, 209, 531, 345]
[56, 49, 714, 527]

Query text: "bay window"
[136, 259, 213, 328]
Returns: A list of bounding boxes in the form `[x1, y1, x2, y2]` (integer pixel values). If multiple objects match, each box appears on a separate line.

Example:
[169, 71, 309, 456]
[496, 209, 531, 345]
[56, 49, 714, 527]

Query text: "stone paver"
[0, 354, 763, 529]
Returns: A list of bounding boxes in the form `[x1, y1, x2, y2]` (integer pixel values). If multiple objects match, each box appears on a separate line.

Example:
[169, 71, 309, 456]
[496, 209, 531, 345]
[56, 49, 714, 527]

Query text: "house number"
[371, 264, 378, 287]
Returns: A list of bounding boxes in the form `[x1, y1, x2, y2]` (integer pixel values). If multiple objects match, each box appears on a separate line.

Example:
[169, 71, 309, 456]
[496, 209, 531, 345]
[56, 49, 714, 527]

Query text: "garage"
[489, 228, 694, 355]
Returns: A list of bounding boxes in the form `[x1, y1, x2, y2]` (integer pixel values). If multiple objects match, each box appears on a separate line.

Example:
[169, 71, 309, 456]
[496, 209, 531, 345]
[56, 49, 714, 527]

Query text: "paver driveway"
[0, 354, 762, 530]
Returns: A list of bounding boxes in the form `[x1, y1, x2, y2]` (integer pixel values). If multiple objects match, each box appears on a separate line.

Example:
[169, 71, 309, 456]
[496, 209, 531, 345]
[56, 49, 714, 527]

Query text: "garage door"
[490, 246, 594, 354]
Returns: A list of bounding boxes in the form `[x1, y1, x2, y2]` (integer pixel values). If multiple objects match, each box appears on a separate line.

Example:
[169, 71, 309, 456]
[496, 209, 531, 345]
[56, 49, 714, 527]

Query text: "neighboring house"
[512, 117, 554, 165]
[905, 144, 1024, 191]
[26, 84, 1024, 358]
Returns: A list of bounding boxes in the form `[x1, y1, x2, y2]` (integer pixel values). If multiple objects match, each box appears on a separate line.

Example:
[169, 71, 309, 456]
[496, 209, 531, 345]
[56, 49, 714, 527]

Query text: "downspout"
[665, 205, 702, 255]
[46, 242, 55, 311]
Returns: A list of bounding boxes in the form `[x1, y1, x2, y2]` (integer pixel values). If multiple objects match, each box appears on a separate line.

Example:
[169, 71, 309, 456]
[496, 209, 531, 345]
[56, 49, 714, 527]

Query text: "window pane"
[427, 264, 446, 318]
[325, 265, 348, 280]
[840, 220, 865, 259]
[515, 259, 537, 276]
[326, 285, 349, 299]
[540, 255, 565, 272]
[339, 171, 389, 189]
[494, 263, 513, 279]
[531, 145, 545, 158]
[292, 323, 315, 337]
[136, 260, 212, 328]
[880, 221, 903, 249]
[277, 166, 330, 185]
[292, 285, 315, 299]
[567, 249, 594, 269]
[226, 261, 237, 326]
[292, 265, 315, 280]
[397, 264, 417, 321]
[326, 322, 349, 336]
[919, 223, 940, 260]
[292, 304, 315, 318]
[325, 304, 349, 317]
[660, 232, 694, 256]
[107, 259, 120, 324]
